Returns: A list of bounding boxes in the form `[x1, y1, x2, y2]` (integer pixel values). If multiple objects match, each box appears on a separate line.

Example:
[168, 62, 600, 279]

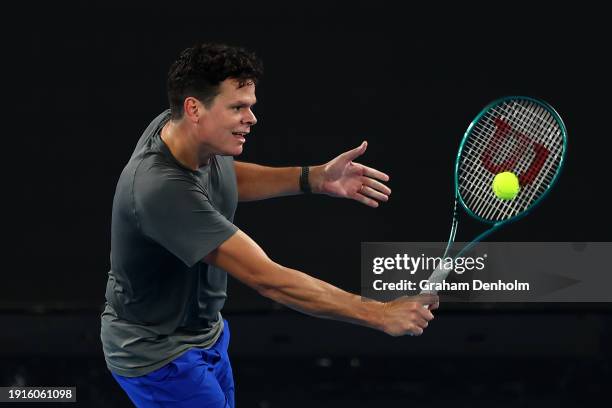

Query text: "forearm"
[257, 262, 385, 331]
[206, 231, 433, 337]
[234, 161, 323, 201]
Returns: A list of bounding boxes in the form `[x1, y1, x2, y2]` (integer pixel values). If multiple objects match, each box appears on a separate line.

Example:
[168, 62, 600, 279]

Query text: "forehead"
[217, 78, 257, 102]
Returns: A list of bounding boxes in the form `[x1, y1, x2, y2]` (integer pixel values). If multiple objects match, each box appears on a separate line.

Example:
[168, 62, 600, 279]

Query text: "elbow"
[250, 261, 284, 300]
[257, 285, 276, 300]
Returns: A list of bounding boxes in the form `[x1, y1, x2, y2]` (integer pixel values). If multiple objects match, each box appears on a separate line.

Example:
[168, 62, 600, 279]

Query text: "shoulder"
[133, 155, 202, 203]
[134, 110, 171, 148]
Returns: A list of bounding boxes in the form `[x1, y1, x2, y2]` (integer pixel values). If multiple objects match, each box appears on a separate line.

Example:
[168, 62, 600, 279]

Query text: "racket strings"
[459, 153, 558, 219]
[470, 111, 560, 172]
[464, 128, 561, 220]
[465, 102, 563, 220]
[510, 103, 565, 214]
[486, 102, 563, 218]
[458, 99, 564, 222]
[461, 120, 531, 220]
[462, 126, 559, 219]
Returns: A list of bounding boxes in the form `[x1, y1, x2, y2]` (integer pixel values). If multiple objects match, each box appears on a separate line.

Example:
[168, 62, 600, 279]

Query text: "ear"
[183, 97, 202, 124]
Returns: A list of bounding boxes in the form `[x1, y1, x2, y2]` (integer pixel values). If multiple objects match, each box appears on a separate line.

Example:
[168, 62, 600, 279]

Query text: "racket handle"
[420, 263, 453, 308]
[407, 265, 451, 335]
[423, 263, 453, 287]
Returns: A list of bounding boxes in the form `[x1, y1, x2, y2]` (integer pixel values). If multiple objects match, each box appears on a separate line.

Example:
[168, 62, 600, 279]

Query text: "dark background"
[4, 2, 611, 407]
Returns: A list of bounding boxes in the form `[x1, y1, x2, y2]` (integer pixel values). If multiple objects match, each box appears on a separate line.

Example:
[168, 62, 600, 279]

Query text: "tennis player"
[101, 42, 438, 407]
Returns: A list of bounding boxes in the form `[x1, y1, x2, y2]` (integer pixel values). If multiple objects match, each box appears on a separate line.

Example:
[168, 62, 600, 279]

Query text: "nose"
[242, 109, 257, 126]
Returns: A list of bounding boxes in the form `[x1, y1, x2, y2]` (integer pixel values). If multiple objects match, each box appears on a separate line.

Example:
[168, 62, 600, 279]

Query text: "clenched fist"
[381, 294, 439, 336]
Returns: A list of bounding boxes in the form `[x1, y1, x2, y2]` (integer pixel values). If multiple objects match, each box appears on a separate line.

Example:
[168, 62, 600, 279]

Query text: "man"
[101, 43, 438, 407]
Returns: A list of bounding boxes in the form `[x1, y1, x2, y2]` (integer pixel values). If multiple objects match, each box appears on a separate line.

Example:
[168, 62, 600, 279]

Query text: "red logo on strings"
[480, 117, 550, 186]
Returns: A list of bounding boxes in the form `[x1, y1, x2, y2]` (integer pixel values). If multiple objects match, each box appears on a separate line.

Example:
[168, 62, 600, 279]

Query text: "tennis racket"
[421, 96, 567, 296]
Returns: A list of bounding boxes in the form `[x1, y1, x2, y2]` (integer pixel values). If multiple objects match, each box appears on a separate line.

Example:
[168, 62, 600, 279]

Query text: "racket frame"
[436, 96, 568, 262]
[455, 95, 568, 228]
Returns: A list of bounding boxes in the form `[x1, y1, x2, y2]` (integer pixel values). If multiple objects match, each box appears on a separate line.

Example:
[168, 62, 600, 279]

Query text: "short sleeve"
[134, 166, 238, 267]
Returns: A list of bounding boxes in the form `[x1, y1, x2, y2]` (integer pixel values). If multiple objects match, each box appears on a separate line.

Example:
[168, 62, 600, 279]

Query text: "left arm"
[234, 161, 305, 201]
[234, 141, 391, 207]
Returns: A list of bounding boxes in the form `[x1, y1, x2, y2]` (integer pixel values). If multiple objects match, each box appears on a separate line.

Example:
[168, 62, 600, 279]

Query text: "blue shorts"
[111, 319, 235, 408]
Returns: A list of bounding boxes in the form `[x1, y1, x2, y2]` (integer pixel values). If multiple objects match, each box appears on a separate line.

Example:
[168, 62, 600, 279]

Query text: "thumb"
[342, 141, 367, 161]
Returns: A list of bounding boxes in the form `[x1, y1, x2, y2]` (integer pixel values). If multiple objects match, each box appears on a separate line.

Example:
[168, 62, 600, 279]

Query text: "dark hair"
[167, 43, 263, 120]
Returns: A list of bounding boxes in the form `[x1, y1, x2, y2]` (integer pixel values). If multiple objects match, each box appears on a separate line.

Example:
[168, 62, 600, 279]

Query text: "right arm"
[204, 230, 438, 336]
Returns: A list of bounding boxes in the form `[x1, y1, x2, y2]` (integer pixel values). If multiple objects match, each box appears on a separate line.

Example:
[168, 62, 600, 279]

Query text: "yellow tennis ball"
[492, 172, 520, 200]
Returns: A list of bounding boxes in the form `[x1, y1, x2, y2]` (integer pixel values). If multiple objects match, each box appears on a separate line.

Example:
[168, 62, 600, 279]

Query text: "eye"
[232, 106, 242, 111]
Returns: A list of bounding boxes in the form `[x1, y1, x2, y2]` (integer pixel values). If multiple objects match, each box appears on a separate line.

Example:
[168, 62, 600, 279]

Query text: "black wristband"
[299, 166, 311, 194]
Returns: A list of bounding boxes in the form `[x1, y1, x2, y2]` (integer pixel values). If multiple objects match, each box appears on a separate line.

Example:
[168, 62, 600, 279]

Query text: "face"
[193, 78, 257, 157]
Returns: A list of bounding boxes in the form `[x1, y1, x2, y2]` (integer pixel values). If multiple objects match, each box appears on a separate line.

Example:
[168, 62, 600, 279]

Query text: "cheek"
[229, 113, 242, 125]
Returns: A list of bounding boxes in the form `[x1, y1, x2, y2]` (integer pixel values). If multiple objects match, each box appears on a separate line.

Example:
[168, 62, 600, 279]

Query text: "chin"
[222, 146, 243, 156]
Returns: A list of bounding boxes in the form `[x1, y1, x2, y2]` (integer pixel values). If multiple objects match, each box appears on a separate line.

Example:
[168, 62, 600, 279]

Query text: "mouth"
[232, 131, 248, 143]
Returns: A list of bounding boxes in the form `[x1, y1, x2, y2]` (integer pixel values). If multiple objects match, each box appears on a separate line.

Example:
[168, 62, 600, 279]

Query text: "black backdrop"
[3, 3, 612, 407]
[6, 2, 611, 311]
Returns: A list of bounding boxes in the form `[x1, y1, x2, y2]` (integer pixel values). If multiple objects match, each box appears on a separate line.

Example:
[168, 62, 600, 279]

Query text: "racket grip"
[424, 263, 453, 287]
[420, 263, 453, 308]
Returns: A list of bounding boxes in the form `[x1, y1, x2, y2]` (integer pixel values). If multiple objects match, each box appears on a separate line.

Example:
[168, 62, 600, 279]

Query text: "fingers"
[353, 192, 379, 208]
[410, 326, 424, 336]
[363, 178, 392, 196]
[356, 163, 390, 182]
[360, 176, 391, 197]
[413, 315, 429, 329]
[351, 163, 391, 207]
[418, 307, 435, 322]
[415, 293, 439, 309]
[358, 185, 389, 203]
[410, 296, 437, 335]
[407, 315, 429, 336]
[382, 295, 439, 337]
[354, 171, 392, 206]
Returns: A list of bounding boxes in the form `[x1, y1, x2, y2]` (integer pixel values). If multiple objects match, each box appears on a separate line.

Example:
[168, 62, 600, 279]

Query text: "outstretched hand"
[311, 141, 391, 207]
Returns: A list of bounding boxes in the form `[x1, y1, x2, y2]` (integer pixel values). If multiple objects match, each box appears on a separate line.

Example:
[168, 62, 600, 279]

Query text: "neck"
[161, 119, 212, 170]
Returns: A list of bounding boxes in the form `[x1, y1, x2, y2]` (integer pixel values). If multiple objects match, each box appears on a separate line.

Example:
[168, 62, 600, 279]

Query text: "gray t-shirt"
[101, 110, 238, 377]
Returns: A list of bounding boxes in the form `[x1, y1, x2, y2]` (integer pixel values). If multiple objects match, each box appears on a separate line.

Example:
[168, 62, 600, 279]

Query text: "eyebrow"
[231, 99, 257, 107]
